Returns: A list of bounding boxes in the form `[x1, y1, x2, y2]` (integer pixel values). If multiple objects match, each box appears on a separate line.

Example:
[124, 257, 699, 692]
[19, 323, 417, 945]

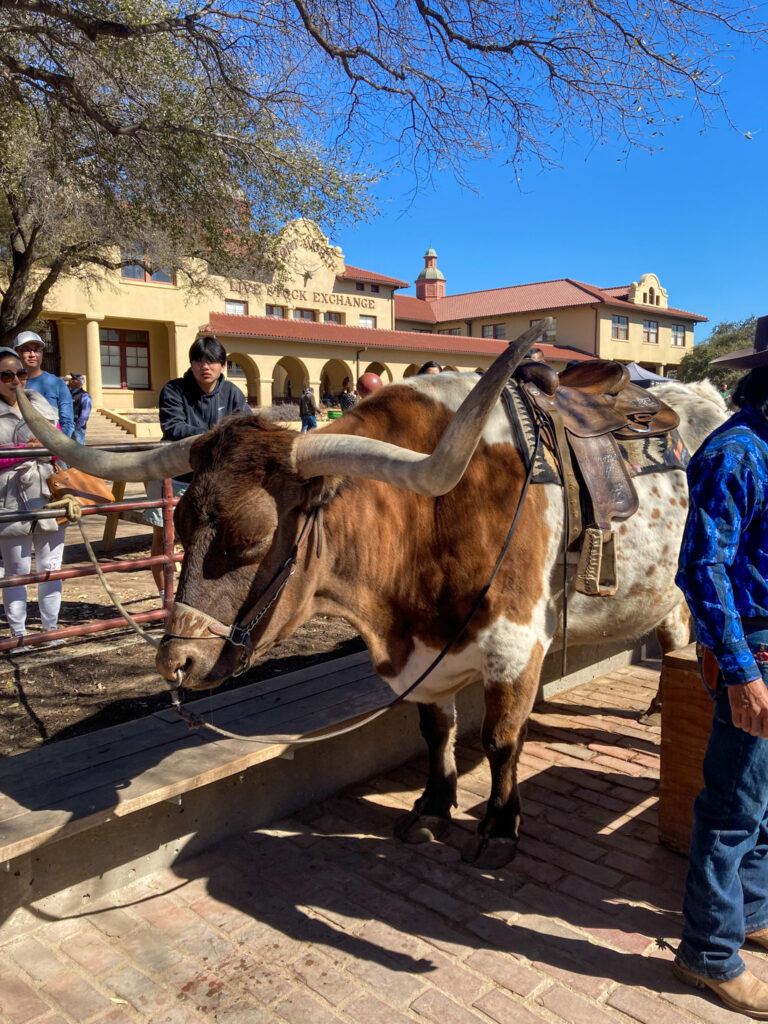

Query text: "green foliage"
[0, 0, 372, 341]
[677, 317, 758, 392]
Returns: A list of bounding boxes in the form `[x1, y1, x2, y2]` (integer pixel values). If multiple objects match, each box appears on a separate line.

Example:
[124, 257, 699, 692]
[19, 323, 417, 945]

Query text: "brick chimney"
[415, 248, 446, 300]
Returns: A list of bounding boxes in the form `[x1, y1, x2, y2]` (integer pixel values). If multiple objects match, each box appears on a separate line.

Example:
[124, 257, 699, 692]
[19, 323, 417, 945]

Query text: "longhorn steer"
[18, 330, 728, 867]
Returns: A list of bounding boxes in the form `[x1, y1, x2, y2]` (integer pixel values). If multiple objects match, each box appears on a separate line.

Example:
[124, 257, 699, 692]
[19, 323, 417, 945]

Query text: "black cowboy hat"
[711, 315, 768, 370]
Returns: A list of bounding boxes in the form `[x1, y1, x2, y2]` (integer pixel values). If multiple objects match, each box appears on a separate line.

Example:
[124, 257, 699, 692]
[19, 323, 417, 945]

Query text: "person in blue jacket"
[144, 335, 250, 601]
[12, 332, 74, 437]
[673, 314, 768, 1018]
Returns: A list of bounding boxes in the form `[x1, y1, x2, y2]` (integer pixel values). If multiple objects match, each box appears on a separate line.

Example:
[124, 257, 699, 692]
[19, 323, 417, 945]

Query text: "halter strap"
[164, 508, 322, 656]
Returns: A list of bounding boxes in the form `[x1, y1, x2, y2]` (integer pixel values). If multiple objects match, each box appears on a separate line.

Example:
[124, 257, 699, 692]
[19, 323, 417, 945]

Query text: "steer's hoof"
[394, 810, 450, 844]
[462, 834, 517, 869]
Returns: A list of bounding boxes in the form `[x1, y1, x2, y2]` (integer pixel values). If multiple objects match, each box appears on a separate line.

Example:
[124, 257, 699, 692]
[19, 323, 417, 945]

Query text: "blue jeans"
[678, 626, 768, 980]
[73, 426, 86, 445]
[301, 415, 317, 433]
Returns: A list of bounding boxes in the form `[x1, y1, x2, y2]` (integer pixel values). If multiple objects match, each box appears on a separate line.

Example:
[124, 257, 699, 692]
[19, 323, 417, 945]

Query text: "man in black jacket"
[145, 335, 250, 600]
[299, 382, 319, 432]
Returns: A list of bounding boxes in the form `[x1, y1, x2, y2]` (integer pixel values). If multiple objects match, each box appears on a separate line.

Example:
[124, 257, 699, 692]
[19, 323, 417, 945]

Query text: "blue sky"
[334, 39, 767, 344]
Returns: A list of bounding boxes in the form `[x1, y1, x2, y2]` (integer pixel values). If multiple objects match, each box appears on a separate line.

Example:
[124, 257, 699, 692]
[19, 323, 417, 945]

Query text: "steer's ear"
[299, 473, 345, 512]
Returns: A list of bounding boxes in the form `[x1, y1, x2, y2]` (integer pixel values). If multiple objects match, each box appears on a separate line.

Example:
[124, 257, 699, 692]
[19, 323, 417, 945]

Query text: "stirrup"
[575, 527, 618, 596]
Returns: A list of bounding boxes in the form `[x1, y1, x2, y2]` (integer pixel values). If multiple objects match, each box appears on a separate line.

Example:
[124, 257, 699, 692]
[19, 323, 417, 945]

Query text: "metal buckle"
[229, 623, 253, 647]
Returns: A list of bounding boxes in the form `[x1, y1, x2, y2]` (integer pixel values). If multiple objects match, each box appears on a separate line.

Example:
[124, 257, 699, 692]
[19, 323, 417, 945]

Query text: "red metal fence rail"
[0, 444, 179, 655]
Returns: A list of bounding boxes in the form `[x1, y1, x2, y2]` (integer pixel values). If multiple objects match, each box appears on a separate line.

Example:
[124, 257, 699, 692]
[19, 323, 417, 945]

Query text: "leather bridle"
[164, 506, 324, 677]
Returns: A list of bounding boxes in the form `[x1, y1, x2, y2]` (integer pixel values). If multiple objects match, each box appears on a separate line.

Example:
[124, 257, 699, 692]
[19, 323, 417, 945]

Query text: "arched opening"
[363, 360, 391, 383]
[648, 286, 655, 306]
[226, 352, 260, 406]
[403, 364, 420, 378]
[319, 358, 354, 406]
[443, 364, 459, 372]
[272, 356, 309, 406]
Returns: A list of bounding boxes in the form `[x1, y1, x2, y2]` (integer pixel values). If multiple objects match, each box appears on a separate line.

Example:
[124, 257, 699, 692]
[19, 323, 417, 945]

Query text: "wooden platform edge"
[0, 651, 385, 864]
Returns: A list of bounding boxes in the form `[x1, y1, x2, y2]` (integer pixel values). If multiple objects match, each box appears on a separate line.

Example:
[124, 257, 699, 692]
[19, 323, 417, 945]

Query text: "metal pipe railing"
[0, 450, 179, 654]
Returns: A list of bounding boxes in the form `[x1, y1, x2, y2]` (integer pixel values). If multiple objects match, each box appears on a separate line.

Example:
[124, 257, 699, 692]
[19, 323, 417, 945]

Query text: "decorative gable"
[627, 273, 668, 309]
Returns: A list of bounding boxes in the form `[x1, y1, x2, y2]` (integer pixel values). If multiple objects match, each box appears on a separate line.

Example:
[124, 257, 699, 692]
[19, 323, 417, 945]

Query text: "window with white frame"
[324, 312, 342, 324]
[643, 320, 659, 344]
[438, 328, 462, 335]
[266, 304, 284, 318]
[359, 315, 377, 328]
[225, 299, 247, 315]
[481, 323, 506, 339]
[671, 324, 686, 347]
[293, 308, 315, 321]
[611, 315, 628, 340]
[530, 318, 557, 343]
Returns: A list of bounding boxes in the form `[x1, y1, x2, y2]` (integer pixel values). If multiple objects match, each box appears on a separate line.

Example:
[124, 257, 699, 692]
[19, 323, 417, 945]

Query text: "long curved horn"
[294, 319, 550, 496]
[15, 388, 194, 482]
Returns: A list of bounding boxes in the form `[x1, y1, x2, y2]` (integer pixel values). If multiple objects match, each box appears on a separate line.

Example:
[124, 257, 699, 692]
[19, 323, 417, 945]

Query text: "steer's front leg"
[395, 698, 457, 844]
[464, 639, 545, 868]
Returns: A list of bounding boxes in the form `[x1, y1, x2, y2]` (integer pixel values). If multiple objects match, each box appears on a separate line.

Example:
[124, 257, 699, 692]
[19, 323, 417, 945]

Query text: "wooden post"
[101, 481, 127, 553]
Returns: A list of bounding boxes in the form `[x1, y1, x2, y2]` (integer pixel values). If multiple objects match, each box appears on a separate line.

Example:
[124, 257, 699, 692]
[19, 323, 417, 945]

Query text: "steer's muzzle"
[155, 635, 238, 689]
[155, 602, 239, 689]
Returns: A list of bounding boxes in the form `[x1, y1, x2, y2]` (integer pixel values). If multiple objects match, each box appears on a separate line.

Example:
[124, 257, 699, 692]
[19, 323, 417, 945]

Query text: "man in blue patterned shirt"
[673, 315, 768, 1018]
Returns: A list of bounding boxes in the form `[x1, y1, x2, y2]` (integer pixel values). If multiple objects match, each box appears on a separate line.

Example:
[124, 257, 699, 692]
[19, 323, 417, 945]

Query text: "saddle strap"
[547, 407, 583, 548]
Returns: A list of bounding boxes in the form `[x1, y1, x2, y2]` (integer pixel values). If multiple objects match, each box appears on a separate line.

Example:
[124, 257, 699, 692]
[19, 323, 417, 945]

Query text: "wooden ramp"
[0, 651, 392, 864]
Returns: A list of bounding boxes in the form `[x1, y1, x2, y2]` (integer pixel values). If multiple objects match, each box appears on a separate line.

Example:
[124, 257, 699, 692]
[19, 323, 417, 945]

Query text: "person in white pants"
[0, 347, 66, 649]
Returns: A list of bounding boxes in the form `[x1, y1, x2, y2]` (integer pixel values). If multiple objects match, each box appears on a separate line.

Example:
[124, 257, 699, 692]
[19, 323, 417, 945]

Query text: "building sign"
[266, 286, 376, 309]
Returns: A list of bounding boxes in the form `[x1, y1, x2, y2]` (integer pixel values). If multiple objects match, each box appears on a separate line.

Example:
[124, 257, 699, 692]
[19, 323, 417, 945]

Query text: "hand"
[729, 678, 768, 737]
[25, 437, 41, 447]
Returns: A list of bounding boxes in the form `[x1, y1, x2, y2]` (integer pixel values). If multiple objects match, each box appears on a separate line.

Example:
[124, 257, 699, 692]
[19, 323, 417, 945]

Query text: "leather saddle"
[514, 358, 680, 597]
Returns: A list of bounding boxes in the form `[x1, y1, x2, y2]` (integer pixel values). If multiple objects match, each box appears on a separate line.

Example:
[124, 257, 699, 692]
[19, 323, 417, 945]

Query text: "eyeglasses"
[0, 369, 28, 383]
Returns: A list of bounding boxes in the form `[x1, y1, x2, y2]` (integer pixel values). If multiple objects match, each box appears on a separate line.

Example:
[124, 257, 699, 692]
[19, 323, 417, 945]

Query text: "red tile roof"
[570, 280, 706, 322]
[394, 278, 707, 324]
[394, 294, 437, 323]
[339, 264, 409, 288]
[208, 312, 514, 358]
[427, 279, 601, 320]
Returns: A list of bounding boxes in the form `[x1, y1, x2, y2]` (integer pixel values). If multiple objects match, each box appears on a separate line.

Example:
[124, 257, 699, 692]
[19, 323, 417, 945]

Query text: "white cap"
[13, 330, 45, 350]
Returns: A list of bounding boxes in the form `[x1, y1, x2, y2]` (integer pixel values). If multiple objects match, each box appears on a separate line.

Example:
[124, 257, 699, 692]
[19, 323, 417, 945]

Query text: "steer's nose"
[155, 635, 231, 690]
[155, 636, 193, 682]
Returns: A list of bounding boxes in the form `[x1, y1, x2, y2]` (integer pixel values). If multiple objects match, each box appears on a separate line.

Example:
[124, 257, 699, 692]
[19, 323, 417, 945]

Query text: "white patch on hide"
[404, 373, 511, 446]
[379, 637, 482, 703]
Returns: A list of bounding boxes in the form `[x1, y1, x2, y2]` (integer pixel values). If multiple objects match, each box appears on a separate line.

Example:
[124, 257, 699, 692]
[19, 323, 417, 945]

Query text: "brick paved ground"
[0, 662, 755, 1024]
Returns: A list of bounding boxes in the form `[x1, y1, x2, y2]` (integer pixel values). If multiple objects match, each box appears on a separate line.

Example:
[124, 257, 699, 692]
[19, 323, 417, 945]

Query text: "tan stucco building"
[32, 220, 706, 424]
[396, 256, 705, 376]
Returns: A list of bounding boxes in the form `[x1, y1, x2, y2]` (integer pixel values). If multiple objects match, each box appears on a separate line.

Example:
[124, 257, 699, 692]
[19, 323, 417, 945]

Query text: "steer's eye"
[231, 535, 272, 564]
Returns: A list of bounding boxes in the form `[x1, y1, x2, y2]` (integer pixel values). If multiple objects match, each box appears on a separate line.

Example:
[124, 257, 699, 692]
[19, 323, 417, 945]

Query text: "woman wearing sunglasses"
[0, 346, 66, 651]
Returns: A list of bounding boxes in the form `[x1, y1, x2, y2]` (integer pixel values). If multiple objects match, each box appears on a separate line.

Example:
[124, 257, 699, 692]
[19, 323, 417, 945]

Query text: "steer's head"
[159, 417, 336, 687]
[16, 321, 548, 690]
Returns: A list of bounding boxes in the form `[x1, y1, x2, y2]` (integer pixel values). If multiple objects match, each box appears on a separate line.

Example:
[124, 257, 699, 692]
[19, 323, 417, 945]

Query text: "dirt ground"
[0, 514, 363, 759]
